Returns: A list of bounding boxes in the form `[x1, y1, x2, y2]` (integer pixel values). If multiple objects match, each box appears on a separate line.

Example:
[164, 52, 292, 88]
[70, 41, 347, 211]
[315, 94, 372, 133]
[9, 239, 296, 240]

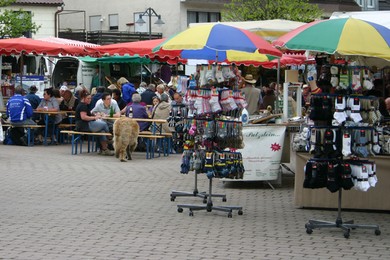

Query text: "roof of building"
[14, 0, 63, 5]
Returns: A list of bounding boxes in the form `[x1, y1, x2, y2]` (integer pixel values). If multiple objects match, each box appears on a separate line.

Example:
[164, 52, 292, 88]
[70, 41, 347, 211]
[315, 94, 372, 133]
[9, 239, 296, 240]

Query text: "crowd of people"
[4, 76, 184, 152]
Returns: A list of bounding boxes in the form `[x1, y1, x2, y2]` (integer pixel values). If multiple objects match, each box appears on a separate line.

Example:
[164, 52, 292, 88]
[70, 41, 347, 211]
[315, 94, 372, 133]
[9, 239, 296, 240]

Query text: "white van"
[51, 56, 157, 91]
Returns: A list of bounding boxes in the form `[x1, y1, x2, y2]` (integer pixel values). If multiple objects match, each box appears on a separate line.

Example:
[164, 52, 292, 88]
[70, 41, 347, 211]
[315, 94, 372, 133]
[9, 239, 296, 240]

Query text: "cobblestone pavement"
[0, 144, 389, 260]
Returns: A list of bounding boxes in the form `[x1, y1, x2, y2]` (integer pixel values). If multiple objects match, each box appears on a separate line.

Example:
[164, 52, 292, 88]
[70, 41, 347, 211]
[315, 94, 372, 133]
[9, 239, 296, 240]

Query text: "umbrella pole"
[19, 54, 24, 90]
[275, 58, 281, 113]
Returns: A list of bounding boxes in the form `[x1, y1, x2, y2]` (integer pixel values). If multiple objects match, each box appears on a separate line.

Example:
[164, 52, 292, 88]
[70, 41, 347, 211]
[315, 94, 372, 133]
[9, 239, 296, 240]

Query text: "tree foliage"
[0, 0, 41, 38]
[222, 0, 323, 23]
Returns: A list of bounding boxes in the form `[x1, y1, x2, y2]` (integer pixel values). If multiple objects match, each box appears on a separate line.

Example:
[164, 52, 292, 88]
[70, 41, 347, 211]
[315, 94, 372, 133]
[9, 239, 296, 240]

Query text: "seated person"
[75, 89, 113, 156]
[122, 93, 150, 132]
[152, 93, 172, 133]
[5, 86, 36, 145]
[36, 88, 62, 142]
[112, 88, 127, 110]
[60, 89, 79, 111]
[6, 86, 36, 126]
[91, 92, 120, 134]
[25, 85, 41, 110]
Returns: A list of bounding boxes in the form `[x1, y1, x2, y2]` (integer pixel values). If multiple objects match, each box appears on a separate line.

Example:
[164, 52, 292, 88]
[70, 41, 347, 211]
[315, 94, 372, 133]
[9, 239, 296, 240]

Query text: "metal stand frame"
[177, 178, 243, 218]
[305, 189, 381, 238]
[170, 172, 226, 203]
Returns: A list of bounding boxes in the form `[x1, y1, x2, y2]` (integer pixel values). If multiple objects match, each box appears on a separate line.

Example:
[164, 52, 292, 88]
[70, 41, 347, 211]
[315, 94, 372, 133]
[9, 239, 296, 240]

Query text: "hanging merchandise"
[215, 65, 225, 83]
[339, 66, 349, 90]
[209, 88, 222, 113]
[333, 96, 347, 124]
[362, 69, 373, 91]
[240, 107, 249, 126]
[351, 68, 362, 93]
[348, 97, 362, 123]
[330, 66, 339, 88]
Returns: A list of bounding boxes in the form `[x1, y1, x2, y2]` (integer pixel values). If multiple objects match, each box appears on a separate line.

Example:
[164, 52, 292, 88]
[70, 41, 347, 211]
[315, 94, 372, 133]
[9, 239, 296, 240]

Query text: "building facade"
[2, 0, 64, 39]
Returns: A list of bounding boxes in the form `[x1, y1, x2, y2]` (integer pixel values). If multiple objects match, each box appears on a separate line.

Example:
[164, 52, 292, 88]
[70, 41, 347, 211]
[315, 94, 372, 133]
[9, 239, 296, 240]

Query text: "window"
[356, 0, 363, 6]
[109, 14, 119, 31]
[187, 11, 221, 26]
[367, 0, 375, 7]
[14, 11, 32, 38]
[90, 15, 102, 31]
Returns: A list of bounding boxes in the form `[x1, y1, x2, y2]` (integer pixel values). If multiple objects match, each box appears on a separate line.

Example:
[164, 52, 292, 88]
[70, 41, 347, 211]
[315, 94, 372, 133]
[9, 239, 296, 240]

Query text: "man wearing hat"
[240, 74, 263, 115]
[25, 85, 41, 110]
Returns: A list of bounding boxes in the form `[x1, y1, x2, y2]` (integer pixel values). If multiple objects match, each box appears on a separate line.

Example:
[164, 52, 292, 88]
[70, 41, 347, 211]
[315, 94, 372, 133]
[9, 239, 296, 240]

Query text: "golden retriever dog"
[113, 117, 140, 162]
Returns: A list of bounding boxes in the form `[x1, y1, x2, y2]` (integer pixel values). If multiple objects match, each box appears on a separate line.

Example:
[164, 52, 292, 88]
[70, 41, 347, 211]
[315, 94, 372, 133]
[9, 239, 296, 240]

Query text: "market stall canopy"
[154, 23, 282, 64]
[79, 55, 156, 64]
[190, 19, 306, 42]
[37, 36, 100, 48]
[273, 18, 390, 63]
[0, 37, 89, 56]
[88, 38, 182, 64]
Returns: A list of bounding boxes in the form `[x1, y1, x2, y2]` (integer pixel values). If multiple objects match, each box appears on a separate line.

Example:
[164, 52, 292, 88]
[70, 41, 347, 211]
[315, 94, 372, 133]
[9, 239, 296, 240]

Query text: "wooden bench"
[60, 130, 112, 155]
[57, 124, 76, 144]
[2, 124, 45, 146]
[139, 131, 174, 158]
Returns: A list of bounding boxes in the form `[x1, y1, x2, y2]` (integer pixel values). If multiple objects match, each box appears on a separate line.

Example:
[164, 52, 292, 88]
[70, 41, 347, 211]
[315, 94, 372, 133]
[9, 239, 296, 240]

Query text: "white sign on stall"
[241, 126, 286, 181]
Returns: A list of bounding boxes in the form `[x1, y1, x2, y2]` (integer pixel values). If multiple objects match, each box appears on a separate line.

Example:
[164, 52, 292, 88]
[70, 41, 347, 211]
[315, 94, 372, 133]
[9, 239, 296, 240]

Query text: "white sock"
[372, 130, 381, 154]
[368, 163, 378, 187]
[334, 96, 347, 124]
[342, 131, 352, 157]
[361, 164, 370, 192]
[349, 97, 362, 123]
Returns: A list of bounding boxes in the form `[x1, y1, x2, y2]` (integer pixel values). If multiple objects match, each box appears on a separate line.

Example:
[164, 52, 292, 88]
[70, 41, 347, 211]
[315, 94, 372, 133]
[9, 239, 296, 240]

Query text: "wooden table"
[34, 110, 70, 145]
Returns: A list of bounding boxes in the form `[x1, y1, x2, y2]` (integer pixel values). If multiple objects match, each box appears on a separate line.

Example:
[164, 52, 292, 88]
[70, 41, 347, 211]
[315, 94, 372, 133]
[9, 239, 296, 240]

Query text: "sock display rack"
[170, 65, 246, 218]
[304, 92, 382, 238]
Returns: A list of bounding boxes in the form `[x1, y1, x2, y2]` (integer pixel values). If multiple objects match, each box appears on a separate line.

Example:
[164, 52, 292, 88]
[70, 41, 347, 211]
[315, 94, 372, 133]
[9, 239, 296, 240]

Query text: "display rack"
[305, 188, 380, 239]
[172, 64, 245, 217]
[304, 93, 382, 238]
[170, 170, 226, 203]
[177, 178, 242, 218]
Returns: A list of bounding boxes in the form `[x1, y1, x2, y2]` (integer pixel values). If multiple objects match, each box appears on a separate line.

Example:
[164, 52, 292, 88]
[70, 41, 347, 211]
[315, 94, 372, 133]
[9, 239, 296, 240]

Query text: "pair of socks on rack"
[304, 160, 355, 192]
[352, 129, 369, 158]
[349, 161, 378, 192]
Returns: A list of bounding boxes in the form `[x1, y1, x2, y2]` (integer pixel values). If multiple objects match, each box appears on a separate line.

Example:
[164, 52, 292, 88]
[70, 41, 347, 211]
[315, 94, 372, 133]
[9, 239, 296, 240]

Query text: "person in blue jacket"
[117, 77, 136, 104]
[6, 86, 36, 126]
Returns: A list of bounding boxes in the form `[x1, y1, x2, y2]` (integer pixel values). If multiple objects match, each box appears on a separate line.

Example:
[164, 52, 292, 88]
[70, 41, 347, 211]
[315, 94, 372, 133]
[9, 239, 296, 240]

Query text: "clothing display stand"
[304, 91, 382, 238]
[305, 189, 381, 239]
[170, 171, 226, 203]
[177, 178, 243, 218]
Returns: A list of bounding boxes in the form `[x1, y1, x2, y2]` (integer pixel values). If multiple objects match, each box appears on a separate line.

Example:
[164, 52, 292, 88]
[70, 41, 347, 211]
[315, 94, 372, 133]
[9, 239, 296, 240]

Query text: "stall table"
[294, 152, 390, 211]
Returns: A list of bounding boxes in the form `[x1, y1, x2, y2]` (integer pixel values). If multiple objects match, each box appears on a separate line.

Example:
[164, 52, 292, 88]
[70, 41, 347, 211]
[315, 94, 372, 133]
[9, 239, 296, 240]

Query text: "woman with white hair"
[117, 77, 136, 104]
[156, 83, 172, 104]
[137, 81, 147, 95]
[122, 93, 150, 131]
[152, 93, 172, 133]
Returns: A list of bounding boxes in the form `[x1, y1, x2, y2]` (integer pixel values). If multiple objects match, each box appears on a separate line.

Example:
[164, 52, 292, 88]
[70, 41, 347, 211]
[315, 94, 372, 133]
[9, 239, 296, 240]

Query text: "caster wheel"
[306, 228, 313, 235]
[170, 196, 175, 202]
[375, 229, 381, 236]
[238, 210, 243, 215]
[222, 197, 227, 202]
[177, 207, 183, 213]
[344, 231, 350, 239]
[203, 199, 207, 204]
[189, 211, 194, 217]
[228, 213, 232, 218]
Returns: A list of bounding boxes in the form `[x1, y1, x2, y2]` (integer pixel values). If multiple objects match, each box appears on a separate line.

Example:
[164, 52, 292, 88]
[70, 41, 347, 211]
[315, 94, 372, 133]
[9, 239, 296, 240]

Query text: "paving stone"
[0, 144, 389, 259]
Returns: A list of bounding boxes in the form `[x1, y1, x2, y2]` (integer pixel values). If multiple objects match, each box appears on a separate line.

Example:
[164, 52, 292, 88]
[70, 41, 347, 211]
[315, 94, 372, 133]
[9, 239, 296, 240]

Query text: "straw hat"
[244, 74, 256, 84]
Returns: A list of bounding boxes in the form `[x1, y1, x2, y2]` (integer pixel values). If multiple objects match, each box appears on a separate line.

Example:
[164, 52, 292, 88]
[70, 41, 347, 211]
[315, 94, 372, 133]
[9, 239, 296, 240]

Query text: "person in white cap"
[240, 74, 262, 115]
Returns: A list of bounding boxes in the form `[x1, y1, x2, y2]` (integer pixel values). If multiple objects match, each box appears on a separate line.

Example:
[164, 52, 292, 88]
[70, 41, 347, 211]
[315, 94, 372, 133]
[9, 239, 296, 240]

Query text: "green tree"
[222, 0, 323, 23]
[0, 0, 41, 38]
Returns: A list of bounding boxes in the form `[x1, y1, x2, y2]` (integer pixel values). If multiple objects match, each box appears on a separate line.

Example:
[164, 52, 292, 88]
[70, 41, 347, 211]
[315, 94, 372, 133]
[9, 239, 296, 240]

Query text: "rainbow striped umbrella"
[154, 23, 282, 63]
[273, 18, 390, 61]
